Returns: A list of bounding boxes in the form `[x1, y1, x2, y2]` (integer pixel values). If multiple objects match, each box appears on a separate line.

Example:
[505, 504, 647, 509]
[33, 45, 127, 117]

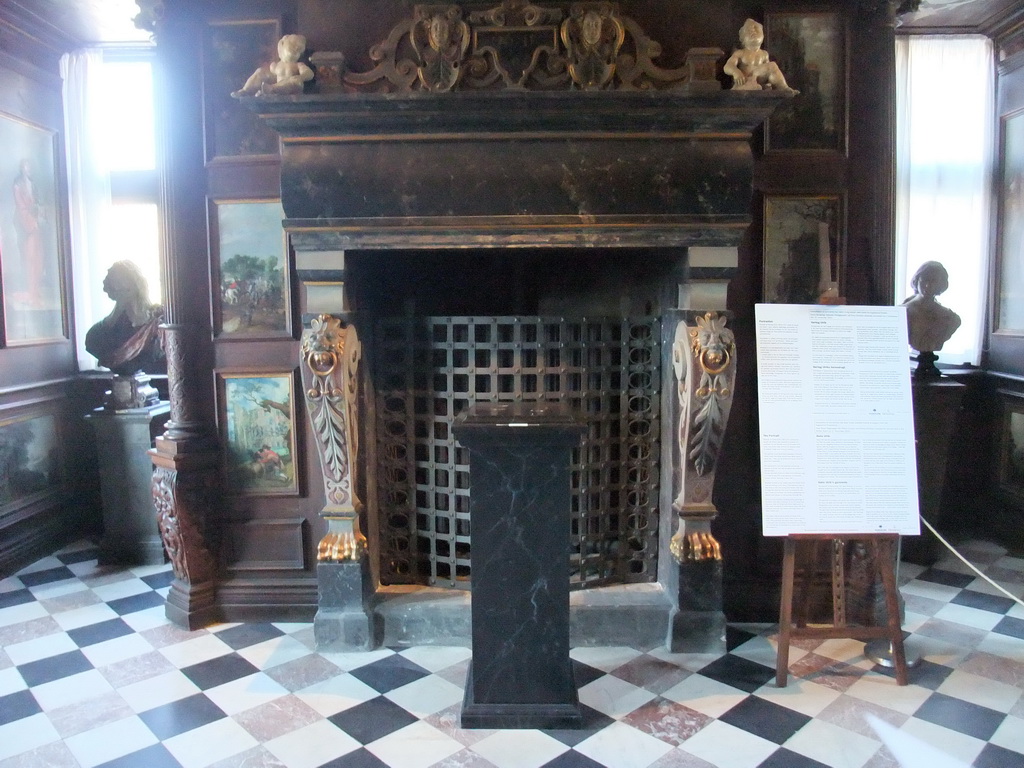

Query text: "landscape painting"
[218, 370, 298, 495]
[212, 199, 290, 339]
[0, 113, 65, 345]
[0, 412, 60, 510]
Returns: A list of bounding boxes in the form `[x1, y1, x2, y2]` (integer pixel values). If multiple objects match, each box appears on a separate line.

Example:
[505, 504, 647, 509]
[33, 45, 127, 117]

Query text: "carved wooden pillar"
[666, 310, 736, 651]
[301, 314, 374, 649]
[144, 0, 221, 629]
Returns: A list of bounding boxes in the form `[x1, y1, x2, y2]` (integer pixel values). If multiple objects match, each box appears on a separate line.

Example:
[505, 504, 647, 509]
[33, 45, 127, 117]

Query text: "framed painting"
[216, 369, 300, 496]
[764, 12, 847, 154]
[0, 410, 61, 512]
[0, 112, 66, 345]
[211, 199, 291, 339]
[998, 401, 1024, 497]
[995, 109, 1024, 334]
[204, 19, 282, 160]
[763, 194, 843, 304]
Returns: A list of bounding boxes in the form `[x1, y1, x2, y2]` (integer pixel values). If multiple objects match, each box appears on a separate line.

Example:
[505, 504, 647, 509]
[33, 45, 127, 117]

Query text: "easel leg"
[875, 537, 909, 685]
[776, 537, 797, 688]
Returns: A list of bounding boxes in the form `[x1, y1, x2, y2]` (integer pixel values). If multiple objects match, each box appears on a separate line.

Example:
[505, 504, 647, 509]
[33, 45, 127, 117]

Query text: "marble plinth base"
[668, 558, 726, 653]
[455, 403, 584, 729]
[314, 559, 376, 650]
[86, 403, 170, 566]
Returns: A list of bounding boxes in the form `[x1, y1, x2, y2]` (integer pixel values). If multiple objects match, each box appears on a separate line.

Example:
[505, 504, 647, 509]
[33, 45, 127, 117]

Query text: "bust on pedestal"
[84, 260, 169, 565]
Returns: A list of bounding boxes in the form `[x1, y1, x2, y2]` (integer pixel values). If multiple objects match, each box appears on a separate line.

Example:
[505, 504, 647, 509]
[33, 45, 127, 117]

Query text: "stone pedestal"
[87, 402, 170, 565]
[314, 559, 376, 650]
[454, 402, 584, 730]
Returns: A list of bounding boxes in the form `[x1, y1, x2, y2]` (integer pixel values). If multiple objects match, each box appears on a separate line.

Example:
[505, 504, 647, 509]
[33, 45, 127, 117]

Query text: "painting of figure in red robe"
[0, 112, 65, 345]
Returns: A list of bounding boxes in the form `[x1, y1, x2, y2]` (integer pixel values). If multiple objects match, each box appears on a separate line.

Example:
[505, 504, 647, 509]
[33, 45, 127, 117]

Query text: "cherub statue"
[723, 19, 799, 94]
[232, 34, 314, 97]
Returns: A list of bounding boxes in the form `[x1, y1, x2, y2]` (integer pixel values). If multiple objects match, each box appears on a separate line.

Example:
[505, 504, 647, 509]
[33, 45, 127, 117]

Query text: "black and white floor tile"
[1, 539, 1022, 767]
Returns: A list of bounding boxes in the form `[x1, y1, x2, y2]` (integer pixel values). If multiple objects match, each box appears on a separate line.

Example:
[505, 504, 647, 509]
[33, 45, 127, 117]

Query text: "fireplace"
[239, 1, 790, 651]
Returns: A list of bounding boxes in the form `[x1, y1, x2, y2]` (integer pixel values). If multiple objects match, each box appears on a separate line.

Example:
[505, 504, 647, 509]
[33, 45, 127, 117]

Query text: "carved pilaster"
[667, 311, 736, 652]
[150, 458, 219, 629]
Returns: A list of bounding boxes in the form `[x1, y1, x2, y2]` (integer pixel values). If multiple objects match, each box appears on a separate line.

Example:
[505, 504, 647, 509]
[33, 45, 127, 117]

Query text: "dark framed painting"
[764, 12, 847, 154]
[0, 409, 61, 512]
[998, 401, 1024, 497]
[763, 194, 843, 304]
[995, 108, 1024, 335]
[0, 112, 66, 345]
[216, 369, 300, 496]
[204, 19, 282, 160]
[211, 199, 291, 339]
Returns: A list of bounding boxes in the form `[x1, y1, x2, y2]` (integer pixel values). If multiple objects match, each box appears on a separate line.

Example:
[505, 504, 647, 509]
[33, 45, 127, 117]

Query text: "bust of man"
[85, 260, 166, 376]
[902, 260, 961, 354]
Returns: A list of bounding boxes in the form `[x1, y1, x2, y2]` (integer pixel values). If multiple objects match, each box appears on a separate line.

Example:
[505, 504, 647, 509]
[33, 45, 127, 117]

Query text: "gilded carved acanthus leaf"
[339, 0, 701, 93]
[687, 313, 734, 477]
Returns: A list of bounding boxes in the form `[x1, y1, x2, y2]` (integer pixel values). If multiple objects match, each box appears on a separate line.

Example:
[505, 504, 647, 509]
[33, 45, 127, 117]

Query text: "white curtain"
[61, 49, 112, 371]
[894, 35, 994, 366]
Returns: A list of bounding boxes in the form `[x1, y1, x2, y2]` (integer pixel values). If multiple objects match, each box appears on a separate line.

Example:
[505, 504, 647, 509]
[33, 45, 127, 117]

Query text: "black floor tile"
[17, 649, 93, 687]
[317, 747, 389, 768]
[0, 689, 42, 726]
[107, 590, 166, 615]
[758, 747, 829, 767]
[974, 742, 1024, 768]
[696, 654, 775, 694]
[917, 569, 974, 589]
[348, 655, 430, 694]
[992, 615, 1024, 641]
[571, 660, 606, 688]
[541, 750, 606, 768]
[95, 743, 183, 768]
[327, 696, 418, 744]
[212, 622, 285, 650]
[0, 588, 34, 609]
[139, 693, 227, 740]
[719, 695, 810, 744]
[874, 658, 953, 690]
[543, 704, 615, 747]
[913, 692, 1005, 741]
[141, 570, 175, 590]
[180, 653, 260, 690]
[67, 617, 135, 648]
[18, 566, 76, 587]
[951, 590, 1015, 615]
[727, 625, 759, 651]
[56, 547, 101, 566]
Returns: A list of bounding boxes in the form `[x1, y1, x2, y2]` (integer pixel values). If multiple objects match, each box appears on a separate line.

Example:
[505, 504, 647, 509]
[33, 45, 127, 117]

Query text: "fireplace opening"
[349, 248, 681, 591]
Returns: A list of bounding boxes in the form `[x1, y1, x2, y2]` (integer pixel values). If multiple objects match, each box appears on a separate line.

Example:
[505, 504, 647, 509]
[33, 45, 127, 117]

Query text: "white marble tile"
[900, 581, 963, 604]
[470, 729, 568, 768]
[28, 580, 90, 600]
[163, 716, 260, 768]
[0, 665, 27, 696]
[263, 719, 361, 768]
[90, 578, 153, 603]
[579, 673, 657, 719]
[50, 603, 119, 631]
[203, 672, 289, 716]
[0, 713, 60, 761]
[990, 713, 1024, 755]
[845, 673, 934, 715]
[898, 716, 985, 767]
[5, 631, 76, 665]
[317, 646, 396, 672]
[675, 720, 777, 768]
[366, 721, 463, 768]
[570, 646, 643, 672]
[398, 645, 472, 673]
[660, 674, 747, 719]
[933, 603, 1005, 632]
[15, 556, 64, 575]
[0, 601, 47, 628]
[754, 677, 842, 717]
[728, 634, 782, 668]
[293, 672, 380, 716]
[120, 605, 170, 633]
[573, 720, 674, 768]
[63, 715, 159, 768]
[118, 669, 201, 712]
[157, 632, 233, 668]
[936, 668, 1022, 712]
[81, 633, 155, 669]
[784, 717, 880, 768]
[385, 674, 464, 718]
[236, 634, 313, 671]
[32, 669, 114, 711]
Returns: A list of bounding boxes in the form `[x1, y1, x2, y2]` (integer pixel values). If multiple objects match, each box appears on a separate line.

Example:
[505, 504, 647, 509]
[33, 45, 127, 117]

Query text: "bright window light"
[104, 203, 161, 304]
[97, 60, 155, 172]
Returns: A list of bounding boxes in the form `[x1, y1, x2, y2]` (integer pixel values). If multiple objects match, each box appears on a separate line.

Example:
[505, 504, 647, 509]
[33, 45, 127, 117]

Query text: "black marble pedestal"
[454, 402, 584, 729]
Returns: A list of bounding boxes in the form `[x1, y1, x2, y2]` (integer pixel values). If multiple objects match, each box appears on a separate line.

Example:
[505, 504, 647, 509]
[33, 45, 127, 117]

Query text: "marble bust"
[85, 260, 165, 377]
[902, 260, 961, 354]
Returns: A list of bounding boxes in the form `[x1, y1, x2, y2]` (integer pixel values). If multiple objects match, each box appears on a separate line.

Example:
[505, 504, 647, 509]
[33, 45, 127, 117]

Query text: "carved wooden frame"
[214, 367, 302, 497]
[763, 10, 848, 156]
[208, 198, 293, 341]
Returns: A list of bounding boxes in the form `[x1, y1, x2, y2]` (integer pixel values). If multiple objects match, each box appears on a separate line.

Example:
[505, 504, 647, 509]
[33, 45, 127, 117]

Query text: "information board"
[755, 304, 920, 536]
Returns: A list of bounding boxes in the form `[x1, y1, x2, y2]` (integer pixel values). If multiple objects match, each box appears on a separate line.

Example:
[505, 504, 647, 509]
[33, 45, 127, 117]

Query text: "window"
[62, 48, 160, 370]
[894, 35, 994, 366]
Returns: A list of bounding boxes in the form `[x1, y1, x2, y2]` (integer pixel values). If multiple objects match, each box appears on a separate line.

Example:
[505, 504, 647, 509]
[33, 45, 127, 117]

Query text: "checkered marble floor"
[1, 540, 1023, 768]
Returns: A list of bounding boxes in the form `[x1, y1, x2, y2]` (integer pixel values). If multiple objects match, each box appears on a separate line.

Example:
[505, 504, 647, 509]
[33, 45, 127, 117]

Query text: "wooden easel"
[776, 533, 908, 687]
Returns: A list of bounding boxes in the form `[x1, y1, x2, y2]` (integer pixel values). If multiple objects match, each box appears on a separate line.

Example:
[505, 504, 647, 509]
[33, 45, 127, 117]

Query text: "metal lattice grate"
[375, 316, 660, 589]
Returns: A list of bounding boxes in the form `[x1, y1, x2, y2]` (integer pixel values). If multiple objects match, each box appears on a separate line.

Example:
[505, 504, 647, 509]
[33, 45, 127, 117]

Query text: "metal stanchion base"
[864, 638, 921, 669]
